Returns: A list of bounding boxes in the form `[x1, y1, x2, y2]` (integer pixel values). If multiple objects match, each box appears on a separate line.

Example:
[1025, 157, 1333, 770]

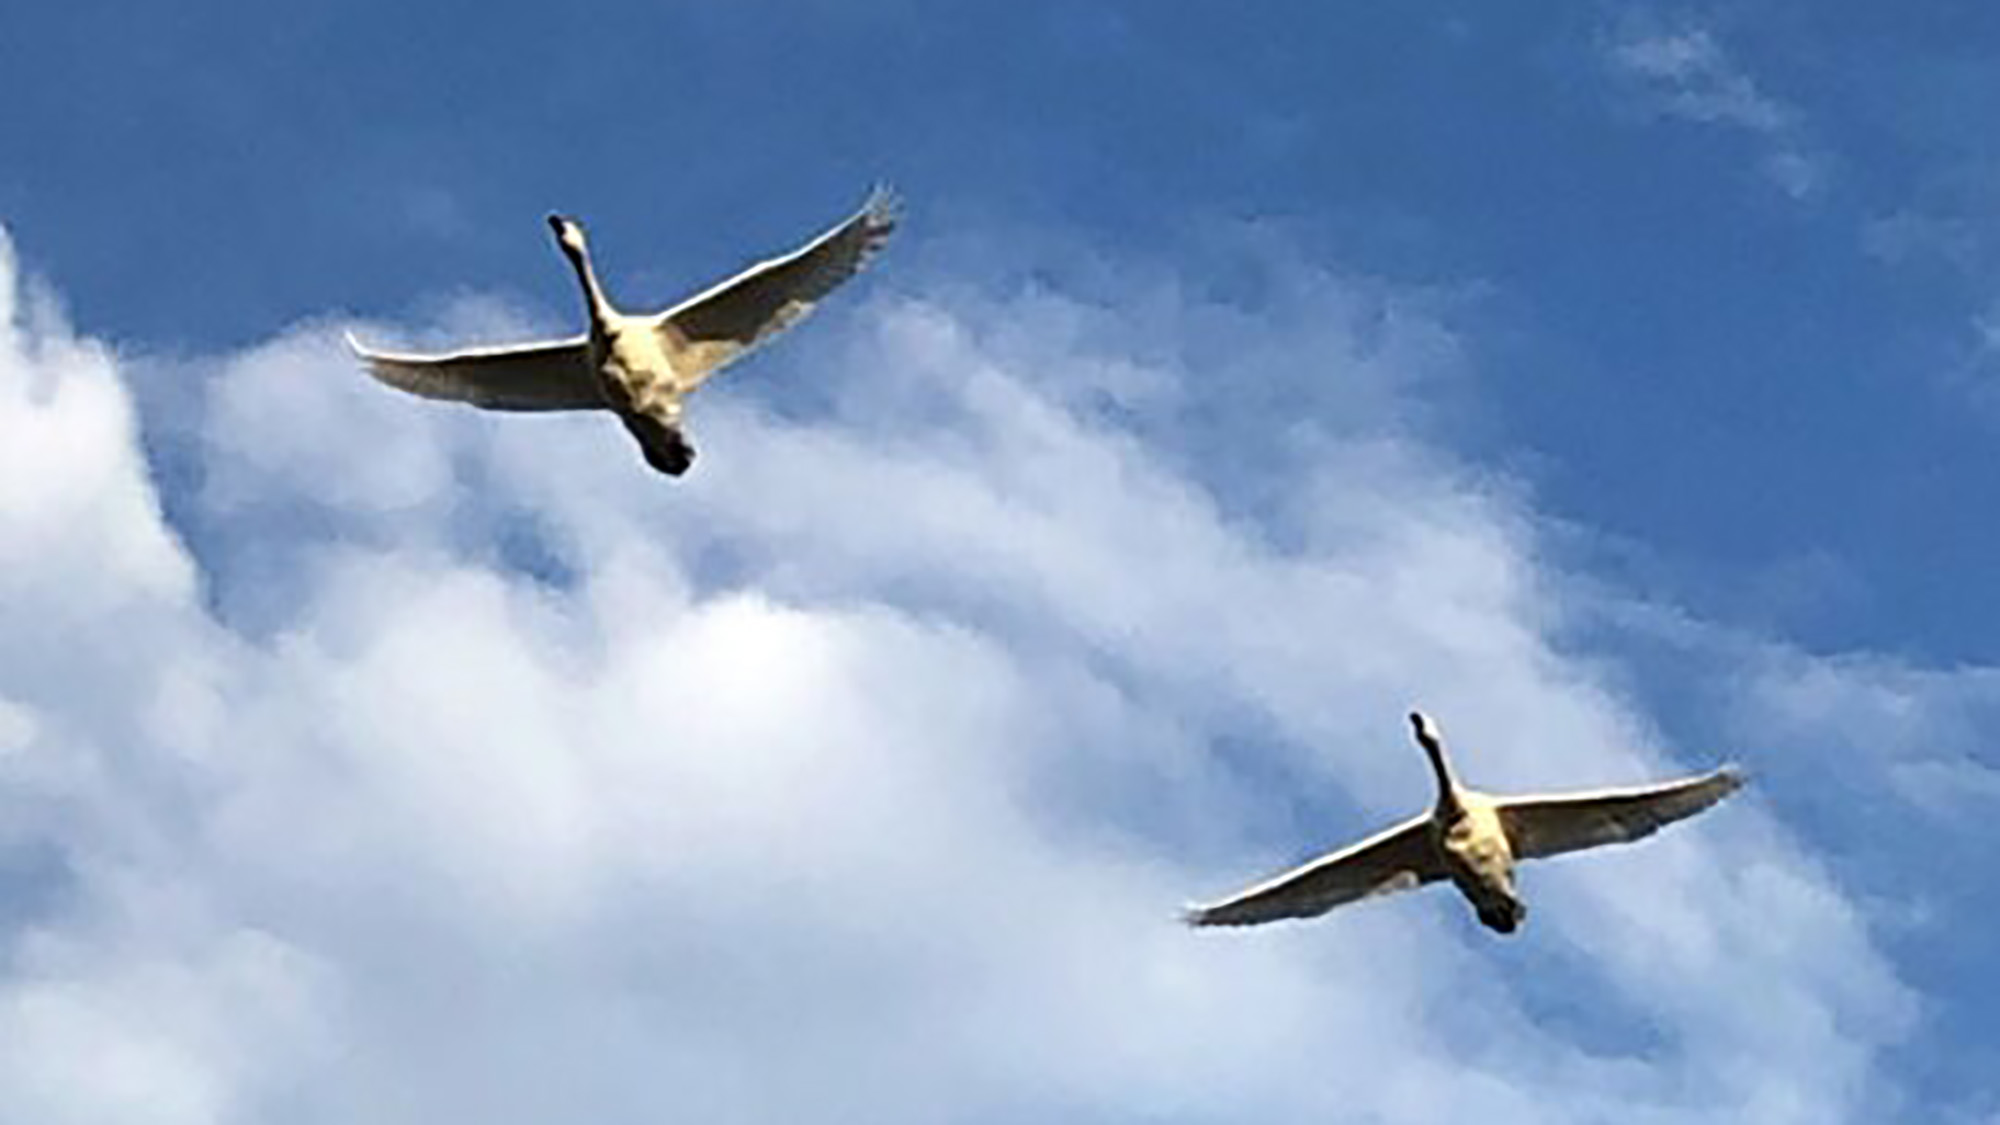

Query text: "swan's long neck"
[559, 235, 618, 331]
[1417, 726, 1462, 815]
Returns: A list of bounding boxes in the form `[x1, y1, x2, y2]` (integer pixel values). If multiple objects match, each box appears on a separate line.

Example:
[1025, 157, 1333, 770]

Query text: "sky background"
[1, 2, 1997, 1122]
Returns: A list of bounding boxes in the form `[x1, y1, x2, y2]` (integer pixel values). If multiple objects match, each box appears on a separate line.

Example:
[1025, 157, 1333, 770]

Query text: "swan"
[1184, 711, 1744, 933]
[346, 187, 899, 476]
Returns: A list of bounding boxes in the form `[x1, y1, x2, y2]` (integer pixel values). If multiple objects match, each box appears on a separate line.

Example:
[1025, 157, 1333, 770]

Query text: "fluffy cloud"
[0, 225, 1930, 1122]
[1602, 21, 1825, 200]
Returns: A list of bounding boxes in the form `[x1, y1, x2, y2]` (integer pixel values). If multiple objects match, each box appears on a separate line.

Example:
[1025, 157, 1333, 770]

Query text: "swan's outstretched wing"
[346, 332, 604, 412]
[1499, 766, 1745, 861]
[654, 187, 898, 382]
[1184, 815, 1446, 927]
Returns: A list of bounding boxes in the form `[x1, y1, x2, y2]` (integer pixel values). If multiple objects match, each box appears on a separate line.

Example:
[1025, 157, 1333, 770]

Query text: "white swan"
[347, 187, 899, 476]
[1185, 711, 1744, 933]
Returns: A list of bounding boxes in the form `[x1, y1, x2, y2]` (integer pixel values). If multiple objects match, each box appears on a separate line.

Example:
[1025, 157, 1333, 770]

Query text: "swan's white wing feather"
[346, 331, 604, 412]
[652, 187, 898, 381]
[1183, 815, 1445, 927]
[1499, 766, 1745, 861]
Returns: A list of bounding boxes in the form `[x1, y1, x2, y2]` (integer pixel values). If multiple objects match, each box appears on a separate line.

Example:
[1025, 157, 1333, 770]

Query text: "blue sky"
[1, 2, 1997, 1122]
[7, 1, 2000, 658]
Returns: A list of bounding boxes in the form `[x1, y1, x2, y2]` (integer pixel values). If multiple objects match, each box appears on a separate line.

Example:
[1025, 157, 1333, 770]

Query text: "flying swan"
[1184, 711, 1744, 933]
[346, 187, 899, 476]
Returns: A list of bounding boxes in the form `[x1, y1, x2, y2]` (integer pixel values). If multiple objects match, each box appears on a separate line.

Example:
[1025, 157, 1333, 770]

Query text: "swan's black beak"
[546, 213, 577, 236]
[1408, 711, 1441, 749]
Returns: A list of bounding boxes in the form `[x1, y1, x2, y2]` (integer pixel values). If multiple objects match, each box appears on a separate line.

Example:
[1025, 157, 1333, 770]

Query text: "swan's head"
[546, 213, 588, 254]
[1408, 710, 1443, 751]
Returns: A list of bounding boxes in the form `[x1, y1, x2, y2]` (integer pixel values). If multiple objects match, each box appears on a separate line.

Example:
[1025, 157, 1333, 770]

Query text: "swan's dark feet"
[1477, 899, 1526, 934]
[641, 431, 695, 477]
[622, 413, 696, 477]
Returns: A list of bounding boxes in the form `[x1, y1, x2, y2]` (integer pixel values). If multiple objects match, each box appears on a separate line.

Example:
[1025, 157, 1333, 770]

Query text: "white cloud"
[0, 224, 1935, 1122]
[1608, 28, 1788, 133]
[1733, 646, 2000, 832]
[1603, 22, 1825, 200]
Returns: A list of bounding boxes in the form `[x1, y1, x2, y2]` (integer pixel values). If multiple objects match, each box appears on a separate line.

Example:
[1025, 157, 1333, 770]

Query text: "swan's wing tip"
[862, 183, 902, 226]
[1181, 905, 1239, 929]
[1180, 900, 1291, 929]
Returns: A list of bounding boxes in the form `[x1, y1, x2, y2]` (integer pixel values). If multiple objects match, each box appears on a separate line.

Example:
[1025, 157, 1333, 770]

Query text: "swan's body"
[1185, 711, 1744, 934]
[348, 188, 898, 476]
